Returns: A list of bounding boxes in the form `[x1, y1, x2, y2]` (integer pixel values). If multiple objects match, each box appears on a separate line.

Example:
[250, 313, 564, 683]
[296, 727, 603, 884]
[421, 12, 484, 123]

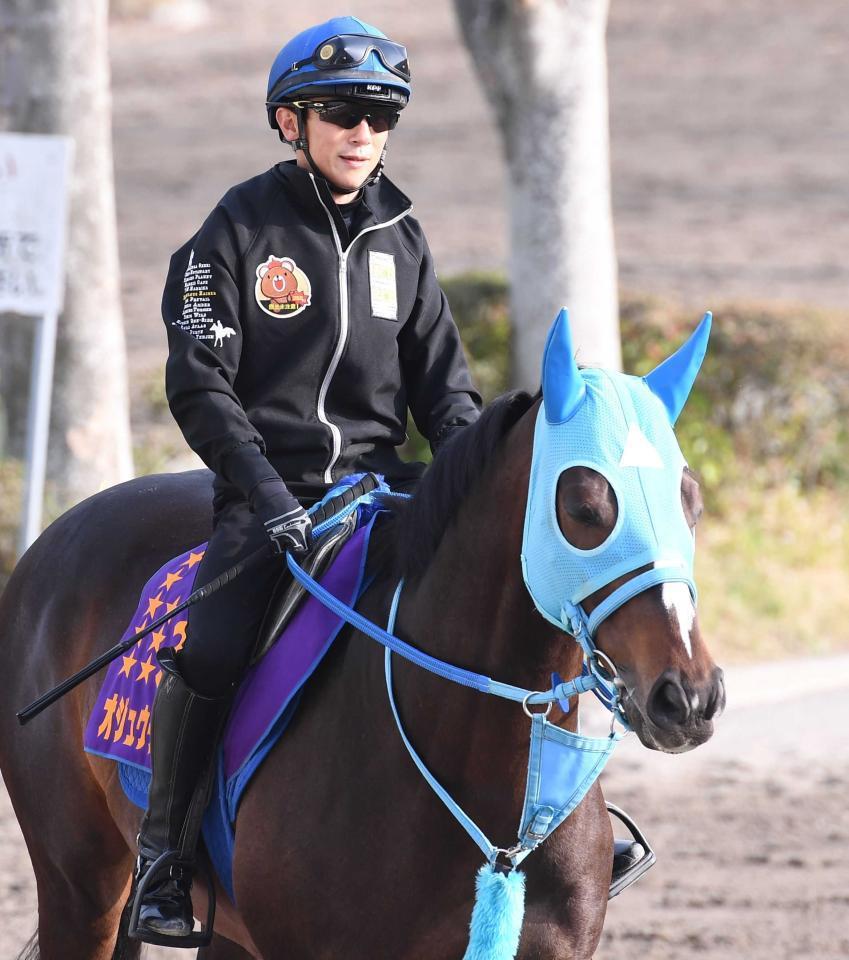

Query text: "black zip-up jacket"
[162, 161, 481, 506]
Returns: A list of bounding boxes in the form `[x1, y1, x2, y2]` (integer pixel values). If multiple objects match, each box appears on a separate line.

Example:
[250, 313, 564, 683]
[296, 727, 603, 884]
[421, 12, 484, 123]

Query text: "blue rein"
[285, 555, 616, 713]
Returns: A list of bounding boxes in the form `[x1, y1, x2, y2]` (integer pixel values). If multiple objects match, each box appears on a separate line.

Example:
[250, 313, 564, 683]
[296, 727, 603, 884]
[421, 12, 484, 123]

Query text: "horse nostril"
[702, 668, 726, 721]
[648, 678, 691, 729]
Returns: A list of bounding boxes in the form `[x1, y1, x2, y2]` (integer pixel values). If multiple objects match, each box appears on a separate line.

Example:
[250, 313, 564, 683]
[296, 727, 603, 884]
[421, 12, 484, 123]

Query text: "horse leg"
[28, 814, 135, 960]
[29, 850, 134, 959]
[521, 785, 613, 959]
[4, 742, 136, 960]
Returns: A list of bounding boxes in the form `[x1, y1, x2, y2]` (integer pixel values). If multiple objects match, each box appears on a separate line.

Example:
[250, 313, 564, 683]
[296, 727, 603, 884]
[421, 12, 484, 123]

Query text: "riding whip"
[16, 473, 380, 725]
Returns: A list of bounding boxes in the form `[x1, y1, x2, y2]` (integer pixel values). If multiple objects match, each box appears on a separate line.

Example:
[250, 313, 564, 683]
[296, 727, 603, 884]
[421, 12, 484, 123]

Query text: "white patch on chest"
[661, 582, 695, 658]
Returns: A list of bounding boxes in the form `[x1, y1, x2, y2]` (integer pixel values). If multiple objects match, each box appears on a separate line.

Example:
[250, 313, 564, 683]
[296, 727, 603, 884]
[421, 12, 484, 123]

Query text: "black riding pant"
[179, 497, 281, 697]
[179, 478, 417, 698]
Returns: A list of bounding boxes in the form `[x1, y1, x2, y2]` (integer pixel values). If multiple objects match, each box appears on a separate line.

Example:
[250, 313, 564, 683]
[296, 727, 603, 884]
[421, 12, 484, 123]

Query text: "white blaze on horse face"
[661, 582, 695, 658]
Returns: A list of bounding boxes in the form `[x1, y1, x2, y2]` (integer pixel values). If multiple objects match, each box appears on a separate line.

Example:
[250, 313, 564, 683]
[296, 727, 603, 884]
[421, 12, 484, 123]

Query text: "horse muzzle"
[623, 665, 726, 753]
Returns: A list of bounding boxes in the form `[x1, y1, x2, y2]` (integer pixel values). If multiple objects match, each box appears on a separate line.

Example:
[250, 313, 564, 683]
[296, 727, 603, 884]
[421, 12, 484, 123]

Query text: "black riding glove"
[250, 478, 312, 556]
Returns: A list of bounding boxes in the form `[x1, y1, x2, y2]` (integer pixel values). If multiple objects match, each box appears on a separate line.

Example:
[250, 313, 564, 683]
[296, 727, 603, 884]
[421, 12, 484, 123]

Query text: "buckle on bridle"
[521, 691, 553, 719]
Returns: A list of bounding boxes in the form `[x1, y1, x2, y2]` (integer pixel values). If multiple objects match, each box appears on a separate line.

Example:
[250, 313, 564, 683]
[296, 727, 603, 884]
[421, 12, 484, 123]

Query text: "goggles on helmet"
[288, 99, 401, 133]
[288, 34, 411, 83]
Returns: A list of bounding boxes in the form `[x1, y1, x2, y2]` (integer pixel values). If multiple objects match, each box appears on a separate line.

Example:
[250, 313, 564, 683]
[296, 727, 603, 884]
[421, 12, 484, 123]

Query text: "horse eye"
[681, 468, 704, 529]
[569, 504, 602, 526]
[556, 466, 618, 551]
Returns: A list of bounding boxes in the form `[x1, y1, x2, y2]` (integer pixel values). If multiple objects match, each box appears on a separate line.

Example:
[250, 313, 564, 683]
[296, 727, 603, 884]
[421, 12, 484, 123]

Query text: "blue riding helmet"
[266, 16, 412, 121]
[265, 17, 411, 192]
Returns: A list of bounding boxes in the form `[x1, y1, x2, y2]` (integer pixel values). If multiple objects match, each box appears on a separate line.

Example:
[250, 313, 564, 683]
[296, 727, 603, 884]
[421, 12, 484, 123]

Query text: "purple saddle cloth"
[84, 514, 377, 899]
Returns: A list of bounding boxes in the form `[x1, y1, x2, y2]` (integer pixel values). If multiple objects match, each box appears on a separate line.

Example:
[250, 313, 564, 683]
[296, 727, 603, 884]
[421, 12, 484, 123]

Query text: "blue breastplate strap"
[286, 556, 626, 868]
[384, 650, 621, 866]
[384, 583, 621, 866]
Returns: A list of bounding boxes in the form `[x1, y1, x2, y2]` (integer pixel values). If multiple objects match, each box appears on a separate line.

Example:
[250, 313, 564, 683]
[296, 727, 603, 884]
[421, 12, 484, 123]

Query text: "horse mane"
[379, 390, 536, 584]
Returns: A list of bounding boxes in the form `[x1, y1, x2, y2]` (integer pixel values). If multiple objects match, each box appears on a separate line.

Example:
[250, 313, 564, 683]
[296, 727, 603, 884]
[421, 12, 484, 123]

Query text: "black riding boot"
[130, 647, 230, 944]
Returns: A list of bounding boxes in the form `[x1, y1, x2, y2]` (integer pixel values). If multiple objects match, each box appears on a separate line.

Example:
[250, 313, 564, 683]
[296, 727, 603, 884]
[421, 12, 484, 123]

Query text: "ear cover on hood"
[540, 308, 586, 424]
[644, 312, 712, 424]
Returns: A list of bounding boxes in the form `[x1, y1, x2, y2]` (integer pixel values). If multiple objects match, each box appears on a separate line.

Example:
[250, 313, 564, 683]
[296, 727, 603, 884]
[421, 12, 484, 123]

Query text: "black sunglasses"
[293, 100, 401, 133]
[290, 34, 411, 83]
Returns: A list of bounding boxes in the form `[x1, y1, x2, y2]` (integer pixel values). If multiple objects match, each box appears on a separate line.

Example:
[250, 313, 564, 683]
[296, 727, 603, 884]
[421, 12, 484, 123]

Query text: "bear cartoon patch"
[254, 255, 312, 318]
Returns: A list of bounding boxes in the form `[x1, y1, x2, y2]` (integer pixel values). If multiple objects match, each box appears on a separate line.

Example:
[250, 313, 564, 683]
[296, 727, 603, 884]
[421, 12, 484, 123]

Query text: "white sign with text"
[0, 132, 74, 315]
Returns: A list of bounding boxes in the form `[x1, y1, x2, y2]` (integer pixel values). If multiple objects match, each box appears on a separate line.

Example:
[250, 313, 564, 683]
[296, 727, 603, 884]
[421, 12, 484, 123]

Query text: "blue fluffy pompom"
[463, 864, 526, 960]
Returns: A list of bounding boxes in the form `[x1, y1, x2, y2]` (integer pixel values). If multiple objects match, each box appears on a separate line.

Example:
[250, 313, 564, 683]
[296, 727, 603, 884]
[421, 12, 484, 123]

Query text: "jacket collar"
[272, 159, 412, 230]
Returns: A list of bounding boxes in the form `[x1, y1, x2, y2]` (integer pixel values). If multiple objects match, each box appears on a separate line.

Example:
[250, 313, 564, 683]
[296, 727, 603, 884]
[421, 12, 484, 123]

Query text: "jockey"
[132, 16, 482, 943]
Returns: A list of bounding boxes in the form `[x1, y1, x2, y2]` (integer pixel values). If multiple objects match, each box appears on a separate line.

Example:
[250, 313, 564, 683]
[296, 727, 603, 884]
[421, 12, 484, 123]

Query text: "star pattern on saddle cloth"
[119, 652, 137, 678]
[145, 593, 164, 618]
[137, 656, 157, 684]
[159, 570, 184, 591]
[84, 545, 207, 764]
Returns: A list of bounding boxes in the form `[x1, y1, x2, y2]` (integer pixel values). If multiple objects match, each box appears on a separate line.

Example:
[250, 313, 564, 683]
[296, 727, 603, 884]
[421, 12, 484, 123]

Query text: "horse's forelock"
[379, 390, 536, 584]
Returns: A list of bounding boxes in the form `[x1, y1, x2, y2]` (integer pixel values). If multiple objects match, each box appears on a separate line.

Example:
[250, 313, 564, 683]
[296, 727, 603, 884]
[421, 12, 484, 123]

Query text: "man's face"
[276, 105, 390, 200]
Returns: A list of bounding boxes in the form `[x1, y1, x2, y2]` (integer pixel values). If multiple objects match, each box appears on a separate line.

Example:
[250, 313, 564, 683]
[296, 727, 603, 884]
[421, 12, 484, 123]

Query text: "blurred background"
[1, 0, 847, 956]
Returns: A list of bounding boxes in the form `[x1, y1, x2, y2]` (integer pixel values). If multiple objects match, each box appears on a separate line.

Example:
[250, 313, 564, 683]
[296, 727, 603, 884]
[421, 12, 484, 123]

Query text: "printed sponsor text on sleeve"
[175, 248, 235, 348]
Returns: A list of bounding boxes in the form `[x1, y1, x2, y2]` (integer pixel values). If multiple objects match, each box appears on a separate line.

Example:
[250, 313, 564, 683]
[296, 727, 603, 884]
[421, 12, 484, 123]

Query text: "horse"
[0, 310, 725, 959]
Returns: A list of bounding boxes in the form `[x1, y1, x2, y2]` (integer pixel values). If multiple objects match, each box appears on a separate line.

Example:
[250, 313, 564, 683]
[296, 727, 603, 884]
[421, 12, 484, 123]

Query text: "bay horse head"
[522, 308, 725, 752]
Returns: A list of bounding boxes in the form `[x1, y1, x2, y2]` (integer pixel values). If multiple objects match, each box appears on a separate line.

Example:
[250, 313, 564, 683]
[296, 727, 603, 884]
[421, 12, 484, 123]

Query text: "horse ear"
[541, 308, 586, 424]
[644, 311, 712, 424]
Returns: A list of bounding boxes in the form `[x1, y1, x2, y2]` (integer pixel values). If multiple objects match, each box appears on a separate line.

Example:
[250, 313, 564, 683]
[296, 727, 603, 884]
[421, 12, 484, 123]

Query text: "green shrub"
[441, 273, 512, 404]
[620, 296, 849, 509]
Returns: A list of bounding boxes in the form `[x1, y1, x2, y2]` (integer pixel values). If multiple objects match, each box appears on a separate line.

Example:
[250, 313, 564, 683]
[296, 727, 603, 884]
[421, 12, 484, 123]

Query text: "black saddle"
[251, 511, 359, 664]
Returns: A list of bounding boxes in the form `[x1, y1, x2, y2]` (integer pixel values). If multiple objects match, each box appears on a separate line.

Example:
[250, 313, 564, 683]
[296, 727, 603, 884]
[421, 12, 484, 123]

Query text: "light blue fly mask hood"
[521, 308, 711, 655]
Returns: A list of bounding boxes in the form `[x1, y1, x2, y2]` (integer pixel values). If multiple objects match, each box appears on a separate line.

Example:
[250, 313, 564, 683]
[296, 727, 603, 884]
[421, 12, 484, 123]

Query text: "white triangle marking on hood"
[619, 424, 664, 469]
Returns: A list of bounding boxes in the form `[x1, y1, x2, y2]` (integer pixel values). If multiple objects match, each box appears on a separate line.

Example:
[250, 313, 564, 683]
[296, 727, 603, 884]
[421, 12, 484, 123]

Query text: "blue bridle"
[521, 309, 711, 660]
[289, 309, 712, 870]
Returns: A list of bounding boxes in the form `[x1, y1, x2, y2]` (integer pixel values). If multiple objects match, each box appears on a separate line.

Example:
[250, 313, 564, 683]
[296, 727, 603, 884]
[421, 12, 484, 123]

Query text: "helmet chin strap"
[293, 106, 386, 197]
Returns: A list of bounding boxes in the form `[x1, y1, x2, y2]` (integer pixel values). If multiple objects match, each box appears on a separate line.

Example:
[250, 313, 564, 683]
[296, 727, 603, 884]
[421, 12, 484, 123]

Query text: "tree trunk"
[0, 0, 133, 512]
[455, 0, 621, 389]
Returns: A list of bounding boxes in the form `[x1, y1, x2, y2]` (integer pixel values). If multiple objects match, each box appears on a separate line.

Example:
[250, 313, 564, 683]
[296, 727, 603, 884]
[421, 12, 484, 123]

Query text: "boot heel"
[128, 850, 216, 947]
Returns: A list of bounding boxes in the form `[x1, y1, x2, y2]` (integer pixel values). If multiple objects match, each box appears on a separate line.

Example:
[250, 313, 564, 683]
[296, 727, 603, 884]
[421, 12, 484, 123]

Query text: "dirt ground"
[596, 770, 849, 960]
[2, 657, 848, 958]
[595, 658, 849, 960]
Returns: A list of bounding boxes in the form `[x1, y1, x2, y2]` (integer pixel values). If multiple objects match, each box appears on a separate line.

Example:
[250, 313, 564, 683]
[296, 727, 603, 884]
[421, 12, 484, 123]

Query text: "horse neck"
[389, 412, 585, 840]
[404, 409, 584, 693]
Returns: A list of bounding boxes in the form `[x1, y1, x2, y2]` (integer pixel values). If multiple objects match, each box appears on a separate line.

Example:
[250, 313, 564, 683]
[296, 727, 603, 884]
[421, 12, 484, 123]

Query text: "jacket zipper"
[310, 174, 412, 483]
